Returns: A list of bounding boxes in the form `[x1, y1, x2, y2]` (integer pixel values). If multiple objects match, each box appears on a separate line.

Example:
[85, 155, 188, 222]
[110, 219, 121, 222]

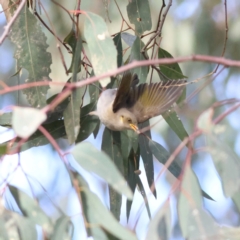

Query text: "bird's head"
[117, 109, 139, 132]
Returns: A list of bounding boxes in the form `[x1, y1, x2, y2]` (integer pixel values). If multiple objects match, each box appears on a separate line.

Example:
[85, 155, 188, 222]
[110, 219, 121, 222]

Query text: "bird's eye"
[127, 119, 132, 123]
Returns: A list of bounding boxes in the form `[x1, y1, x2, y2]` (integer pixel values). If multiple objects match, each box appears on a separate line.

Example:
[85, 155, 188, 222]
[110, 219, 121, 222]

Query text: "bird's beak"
[129, 124, 140, 133]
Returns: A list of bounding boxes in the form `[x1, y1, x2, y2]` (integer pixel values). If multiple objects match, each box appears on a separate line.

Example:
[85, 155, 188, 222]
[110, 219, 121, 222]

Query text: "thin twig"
[0, 0, 27, 45]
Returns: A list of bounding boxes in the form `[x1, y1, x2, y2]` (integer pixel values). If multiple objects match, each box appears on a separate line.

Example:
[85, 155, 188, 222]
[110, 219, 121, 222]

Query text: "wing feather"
[128, 79, 186, 123]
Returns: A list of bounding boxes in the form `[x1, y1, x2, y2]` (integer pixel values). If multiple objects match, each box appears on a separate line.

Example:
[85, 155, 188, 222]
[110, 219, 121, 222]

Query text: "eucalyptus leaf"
[9, 4, 51, 108]
[138, 121, 156, 197]
[12, 107, 47, 138]
[9, 186, 52, 235]
[113, 33, 123, 67]
[178, 166, 218, 239]
[51, 216, 72, 240]
[146, 201, 171, 240]
[162, 109, 189, 142]
[130, 37, 148, 84]
[84, 12, 117, 87]
[127, 0, 152, 36]
[102, 128, 123, 220]
[72, 142, 133, 199]
[63, 35, 83, 144]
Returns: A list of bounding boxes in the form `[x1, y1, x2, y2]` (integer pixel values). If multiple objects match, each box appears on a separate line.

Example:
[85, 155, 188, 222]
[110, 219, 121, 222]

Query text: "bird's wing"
[128, 79, 186, 123]
[112, 72, 139, 113]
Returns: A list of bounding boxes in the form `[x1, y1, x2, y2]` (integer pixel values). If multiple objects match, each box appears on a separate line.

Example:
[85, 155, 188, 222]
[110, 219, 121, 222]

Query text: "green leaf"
[81, 184, 137, 240]
[102, 128, 124, 219]
[63, 29, 82, 73]
[158, 48, 187, 80]
[113, 33, 123, 67]
[76, 103, 99, 143]
[146, 201, 171, 240]
[51, 216, 72, 240]
[162, 109, 189, 142]
[12, 107, 47, 138]
[126, 0, 152, 36]
[63, 35, 84, 144]
[130, 37, 148, 83]
[10, 4, 51, 108]
[178, 166, 218, 239]
[149, 140, 181, 177]
[9, 186, 52, 235]
[72, 142, 133, 199]
[158, 48, 187, 102]
[126, 148, 139, 220]
[84, 12, 117, 87]
[138, 121, 156, 197]
[89, 81, 100, 103]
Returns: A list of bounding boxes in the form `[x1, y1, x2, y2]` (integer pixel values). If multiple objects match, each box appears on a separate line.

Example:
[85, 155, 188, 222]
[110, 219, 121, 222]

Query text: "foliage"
[0, 0, 240, 240]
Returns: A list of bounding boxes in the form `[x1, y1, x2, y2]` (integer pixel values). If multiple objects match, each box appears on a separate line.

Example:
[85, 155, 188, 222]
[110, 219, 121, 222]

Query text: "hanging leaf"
[72, 142, 133, 199]
[102, 128, 123, 220]
[63, 34, 84, 144]
[9, 4, 51, 108]
[129, 37, 148, 84]
[77, 175, 137, 240]
[138, 121, 156, 197]
[84, 12, 117, 87]
[126, 0, 152, 36]
[162, 108, 189, 142]
[12, 107, 47, 138]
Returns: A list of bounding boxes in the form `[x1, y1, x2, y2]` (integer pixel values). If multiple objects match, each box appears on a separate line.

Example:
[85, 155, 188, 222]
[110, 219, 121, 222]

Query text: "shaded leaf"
[76, 104, 99, 143]
[72, 142, 133, 199]
[9, 186, 52, 235]
[63, 29, 81, 73]
[0, 144, 8, 156]
[84, 12, 117, 87]
[10, 4, 51, 108]
[162, 109, 188, 142]
[12, 107, 47, 138]
[138, 121, 156, 197]
[102, 128, 123, 220]
[146, 201, 171, 240]
[178, 166, 218, 239]
[113, 33, 123, 67]
[127, 0, 152, 36]
[121, 32, 137, 47]
[126, 148, 139, 220]
[130, 37, 148, 83]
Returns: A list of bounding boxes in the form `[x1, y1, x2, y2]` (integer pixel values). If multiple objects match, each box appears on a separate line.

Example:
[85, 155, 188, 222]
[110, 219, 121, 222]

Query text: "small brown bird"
[90, 73, 186, 132]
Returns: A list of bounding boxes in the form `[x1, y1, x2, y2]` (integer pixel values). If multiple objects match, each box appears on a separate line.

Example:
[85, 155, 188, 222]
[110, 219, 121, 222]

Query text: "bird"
[90, 73, 186, 132]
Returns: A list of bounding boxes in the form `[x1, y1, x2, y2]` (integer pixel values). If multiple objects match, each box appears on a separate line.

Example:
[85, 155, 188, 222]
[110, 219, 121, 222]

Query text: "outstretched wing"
[128, 79, 186, 123]
[112, 72, 139, 113]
